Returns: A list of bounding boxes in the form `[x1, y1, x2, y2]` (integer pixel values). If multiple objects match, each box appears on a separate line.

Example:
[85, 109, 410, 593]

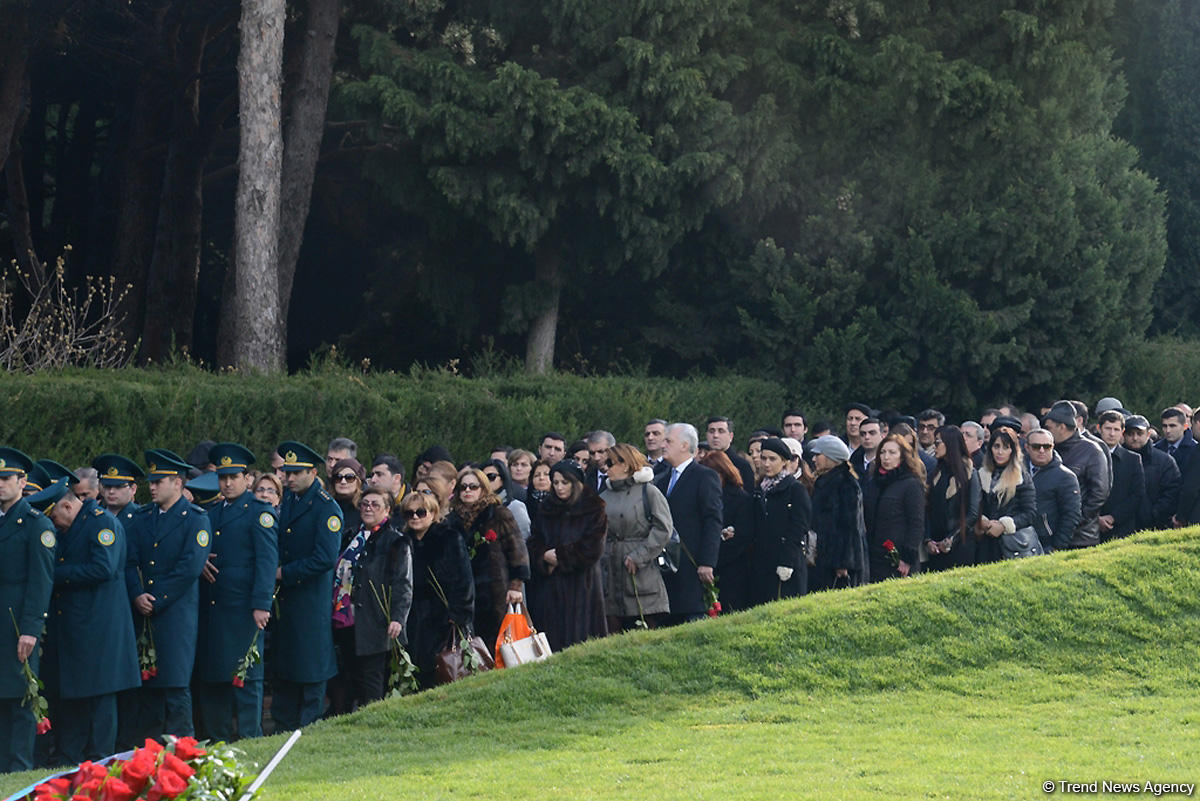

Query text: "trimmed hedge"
[0, 365, 800, 473]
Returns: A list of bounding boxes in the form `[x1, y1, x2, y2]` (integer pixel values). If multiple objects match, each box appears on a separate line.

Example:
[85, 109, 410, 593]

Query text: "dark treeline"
[0, 0, 1195, 412]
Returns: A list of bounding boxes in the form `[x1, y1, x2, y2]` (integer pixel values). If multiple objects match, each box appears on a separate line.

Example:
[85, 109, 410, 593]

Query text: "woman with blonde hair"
[864, 434, 926, 582]
[448, 467, 529, 647]
[975, 428, 1040, 563]
[600, 443, 672, 630]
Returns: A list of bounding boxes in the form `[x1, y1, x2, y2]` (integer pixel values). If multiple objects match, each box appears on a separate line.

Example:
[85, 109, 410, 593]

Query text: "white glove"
[775, 566, 794, 582]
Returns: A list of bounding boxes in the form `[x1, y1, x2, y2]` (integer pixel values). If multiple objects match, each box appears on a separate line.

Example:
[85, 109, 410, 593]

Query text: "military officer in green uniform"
[194, 443, 277, 740]
[30, 478, 140, 763]
[0, 448, 55, 772]
[93, 454, 145, 528]
[23, 459, 79, 496]
[273, 441, 341, 730]
[124, 449, 211, 741]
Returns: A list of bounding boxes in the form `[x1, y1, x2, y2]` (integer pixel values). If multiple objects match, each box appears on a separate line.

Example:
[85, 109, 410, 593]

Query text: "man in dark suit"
[1095, 411, 1146, 540]
[584, 431, 615, 492]
[849, 418, 883, 489]
[704, 416, 756, 491]
[1123, 415, 1180, 529]
[654, 423, 723, 624]
[1157, 407, 1196, 480]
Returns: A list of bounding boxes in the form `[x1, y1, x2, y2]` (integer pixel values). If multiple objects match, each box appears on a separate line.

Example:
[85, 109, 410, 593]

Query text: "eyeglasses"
[335, 474, 358, 483]
[359, 500, 385, 510]
[418, 488, 434, 495]
[255, 486, 279, 496]
[605, 455, 624, 469]
[1028, 443, 1054, 451]
[402, 508, 429, 519]
[459, 483, 481, 492]
[484, 473, 500, 482]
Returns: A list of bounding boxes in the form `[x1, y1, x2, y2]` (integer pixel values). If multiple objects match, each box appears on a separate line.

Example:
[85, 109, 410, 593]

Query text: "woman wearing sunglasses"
[329, 458, 366, 548]
[329, 488, 412, 712]
[599, 443, 672, 631]
[399, 490, 474, 690]
[448, 467, 530, 649]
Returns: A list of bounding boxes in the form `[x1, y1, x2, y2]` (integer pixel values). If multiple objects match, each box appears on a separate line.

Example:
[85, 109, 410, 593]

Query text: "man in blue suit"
[194, 443, 277, 741]
[654, 423, 723, 624]
[0, 448, 55, 772]
[125, 449, 211, 741]
[272, 441, 342, 730]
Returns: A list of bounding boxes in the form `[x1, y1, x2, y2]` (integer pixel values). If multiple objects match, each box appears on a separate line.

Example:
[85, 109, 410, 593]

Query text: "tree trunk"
[231, 0, 286, 372]
[0, 2, 29, 174]
[141, 21, 208, 363]
[276, 0, 340, 342]
[525, 240, 561, 374]
[4, 95, 40, 280]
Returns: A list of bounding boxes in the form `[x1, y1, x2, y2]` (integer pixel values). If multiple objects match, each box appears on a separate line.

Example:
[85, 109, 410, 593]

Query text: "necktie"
[667, 468, 680, 496]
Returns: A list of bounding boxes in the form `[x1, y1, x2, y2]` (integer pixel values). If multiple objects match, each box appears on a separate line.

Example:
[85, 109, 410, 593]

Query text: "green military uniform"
[124, 449, 211, 742]
[195, 443, 278, 741]
[39, 483, 140, 764]
[272, 441, 341, 730]
[92, 452, 145, 752]
[0, 449, 55, 772]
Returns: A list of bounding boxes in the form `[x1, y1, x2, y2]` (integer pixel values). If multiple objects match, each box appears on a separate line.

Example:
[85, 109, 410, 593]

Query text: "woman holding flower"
[401, 491, 474, 690]
[864, 434, 927, 582]
[447, 468, 529, 649]
[330, 488, 412, 711]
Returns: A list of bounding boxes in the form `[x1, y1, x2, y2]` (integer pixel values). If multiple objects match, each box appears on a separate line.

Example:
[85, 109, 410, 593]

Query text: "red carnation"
[172, 736, 206, 760]
[484, 529, 498, 543]
[146, 769, 189, 801]
[36, 716, 52, 735]
[231, 675, 244, 688]
[100, 777, 137, 801]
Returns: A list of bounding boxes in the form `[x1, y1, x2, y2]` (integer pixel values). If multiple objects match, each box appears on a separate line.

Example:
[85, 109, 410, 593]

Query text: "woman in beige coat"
[600, 443, 673, 631]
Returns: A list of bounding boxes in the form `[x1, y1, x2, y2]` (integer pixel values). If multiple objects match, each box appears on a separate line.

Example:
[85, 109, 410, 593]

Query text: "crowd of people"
[1, 392, 1196, 772]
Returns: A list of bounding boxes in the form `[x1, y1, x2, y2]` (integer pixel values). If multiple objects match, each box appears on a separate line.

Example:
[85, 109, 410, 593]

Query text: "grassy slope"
[5, 530, 1200, 799]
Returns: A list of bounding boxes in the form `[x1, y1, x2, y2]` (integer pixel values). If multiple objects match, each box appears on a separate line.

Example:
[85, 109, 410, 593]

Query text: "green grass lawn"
[5, 529, 1199, 799]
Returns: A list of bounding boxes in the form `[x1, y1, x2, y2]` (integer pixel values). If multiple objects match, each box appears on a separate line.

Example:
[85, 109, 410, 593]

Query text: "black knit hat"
[550, 460, 585, 485]
[760, 437, 792, 461]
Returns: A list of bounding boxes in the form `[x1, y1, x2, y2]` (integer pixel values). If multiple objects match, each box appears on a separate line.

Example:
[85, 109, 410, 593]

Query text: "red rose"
[882, 539, 895, 551]
[231, 675, 245, 688]
[148, 667, 158, 678]
[142, 738, 165, 755]
[36, 777, 72, 797]
[76, 778, 102, 798]
[145, 769, 189, 801]
[173, 736, 206, 760]
[712, 601, 722, 613]
[484, 529, 498, 543]
[141, 670, 152, 681]
[36, 716, 52, 735]
[706, 607, 719, 618]
[162, 751, 196, 779]
[120, 754, 155, 793]
[100, 777, 137, 801]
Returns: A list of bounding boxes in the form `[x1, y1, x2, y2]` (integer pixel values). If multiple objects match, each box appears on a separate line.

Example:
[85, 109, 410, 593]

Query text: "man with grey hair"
[585, 430, 616, 492]
[654, 423, 723, 624]
[325, 437, 357, 477]
[961, 421, 986, 469]
[73, 466, 100, 501]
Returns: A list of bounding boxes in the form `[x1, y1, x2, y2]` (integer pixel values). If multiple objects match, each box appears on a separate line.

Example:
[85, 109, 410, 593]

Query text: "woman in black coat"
[864, 434, 926, 582]
[808, 435, 868, 590]
[527, 461, 608, 651]
[447, 467, 530, 649]
[976, 429, 1040, 563]
[330, 488, 413, 710]
[750, 437, 811, 605]
[400, 491, 474, 690]
[698, 449, 754, 612]
[925, 425, 982, 571]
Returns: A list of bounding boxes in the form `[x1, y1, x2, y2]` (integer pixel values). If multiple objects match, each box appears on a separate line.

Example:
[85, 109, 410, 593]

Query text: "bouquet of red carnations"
[25, 736, 257, 801]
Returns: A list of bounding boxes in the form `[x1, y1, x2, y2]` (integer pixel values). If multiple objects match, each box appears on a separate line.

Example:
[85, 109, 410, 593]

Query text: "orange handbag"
[494, 603, 551, 667]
